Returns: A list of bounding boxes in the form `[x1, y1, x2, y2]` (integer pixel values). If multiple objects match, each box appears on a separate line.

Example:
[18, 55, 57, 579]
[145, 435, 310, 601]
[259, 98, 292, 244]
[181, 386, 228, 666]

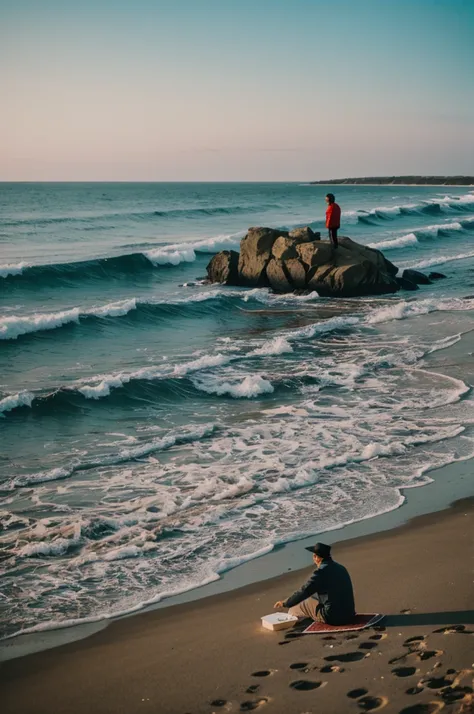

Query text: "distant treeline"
[310, 176, 474, 186]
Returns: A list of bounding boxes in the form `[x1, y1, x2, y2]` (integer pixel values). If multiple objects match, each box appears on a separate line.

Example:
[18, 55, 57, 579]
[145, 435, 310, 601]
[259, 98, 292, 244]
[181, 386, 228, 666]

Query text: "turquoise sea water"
[1, 182, 474, 638]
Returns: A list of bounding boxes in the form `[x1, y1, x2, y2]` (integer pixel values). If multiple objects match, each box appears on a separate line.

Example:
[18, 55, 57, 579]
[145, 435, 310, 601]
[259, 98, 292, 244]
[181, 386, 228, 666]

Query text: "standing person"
[273, 542, 355, 624]
[325, 193, 341, 247]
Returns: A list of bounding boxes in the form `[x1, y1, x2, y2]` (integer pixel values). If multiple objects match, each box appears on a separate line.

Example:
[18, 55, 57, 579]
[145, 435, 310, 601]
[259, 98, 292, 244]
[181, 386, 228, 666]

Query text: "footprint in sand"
[240, 698, 268, 711]
[370, 634, 387, 641]
[347, 688, 369, 699]
[325, 651, 366, 662]
[441, 685, 473, 704]
[398, 703, 444, 714]
[320, 664, 344, 673]
[406, 686, 424, 695]
[417, 649, 443, 661]
[403, 636, 425, 647]
[289, 679, 323, 691]
[210, 699, 227, 707]
[246, 685, 260, 694]
[433, 624, 473, 635]
[278, 640, 291, 645]
[251, 671, 272, 678]
[357, 695, 388, 711]
[391, 666, 418, 678]
[346, 634, 360, 640]
[289, 662, 309, 670]
[420, 675, 453, 689]
[358, 641, 378, 650]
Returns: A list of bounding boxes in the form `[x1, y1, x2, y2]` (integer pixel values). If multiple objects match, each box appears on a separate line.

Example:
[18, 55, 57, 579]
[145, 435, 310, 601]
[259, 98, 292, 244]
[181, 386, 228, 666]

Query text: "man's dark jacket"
[283, 558, 355, 625]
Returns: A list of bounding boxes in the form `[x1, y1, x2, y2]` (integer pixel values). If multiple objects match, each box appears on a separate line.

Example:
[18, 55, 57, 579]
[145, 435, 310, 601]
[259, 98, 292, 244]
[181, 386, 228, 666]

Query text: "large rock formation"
[206, 226, 401, 297]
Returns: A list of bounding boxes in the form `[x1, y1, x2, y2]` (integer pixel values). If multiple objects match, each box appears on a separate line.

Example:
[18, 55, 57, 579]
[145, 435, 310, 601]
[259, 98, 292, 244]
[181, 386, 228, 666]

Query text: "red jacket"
[326, 202, 341, 229]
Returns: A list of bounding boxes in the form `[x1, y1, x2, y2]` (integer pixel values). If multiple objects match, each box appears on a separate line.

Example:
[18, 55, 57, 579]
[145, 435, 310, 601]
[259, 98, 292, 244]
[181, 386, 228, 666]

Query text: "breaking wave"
[0, 233, 243, 286]
[0, 289, 319, 342]
[3, 296, 473, 417]
[0, 298, 137, 340]
[368, 233, 419, 250]
[356, 192, 474, 225]
[399, 250, 474, 271]
[367, 217, 474, 253]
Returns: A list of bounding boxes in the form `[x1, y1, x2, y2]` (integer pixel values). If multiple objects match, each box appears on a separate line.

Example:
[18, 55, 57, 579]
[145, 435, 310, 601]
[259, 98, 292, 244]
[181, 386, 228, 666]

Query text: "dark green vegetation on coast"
[311, 176, 474, 185]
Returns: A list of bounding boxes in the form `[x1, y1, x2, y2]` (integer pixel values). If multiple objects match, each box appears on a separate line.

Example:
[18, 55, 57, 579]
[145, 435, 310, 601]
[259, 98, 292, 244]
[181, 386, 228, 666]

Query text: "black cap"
[305, 542, 331, 558]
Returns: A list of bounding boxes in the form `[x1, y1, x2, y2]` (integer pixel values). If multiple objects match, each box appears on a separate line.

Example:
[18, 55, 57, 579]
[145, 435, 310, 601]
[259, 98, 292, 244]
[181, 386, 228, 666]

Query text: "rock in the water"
[206, 250, 239, 285]
[272, 236, 299, 261]
[428, 272, 447, 280]
[308, 260, 399, 297]
[206, 226, 402, 297]
[238, 227, 285, 287]
[402, 268, 432, 285]
[297, 240, 334, 268]
[339, 236, 398, 276]
[266, 259, 293, 293]
[285, 258, 307, 289]
[288, 226, 317, 242]
[396, 276, 419, 291]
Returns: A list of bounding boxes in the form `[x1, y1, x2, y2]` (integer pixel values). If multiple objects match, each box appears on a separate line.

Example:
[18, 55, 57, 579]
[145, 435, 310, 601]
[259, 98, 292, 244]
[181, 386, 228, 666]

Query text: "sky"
[1, 0, 473, 181]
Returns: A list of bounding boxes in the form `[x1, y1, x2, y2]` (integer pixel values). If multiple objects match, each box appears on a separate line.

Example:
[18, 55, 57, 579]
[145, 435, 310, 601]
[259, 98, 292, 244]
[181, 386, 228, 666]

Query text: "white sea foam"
[12, 424, 217, 488]
[0, 262, 28, 278]
[78, 353, 232, 400]
[457, 192, 474, 205]
[172, 353, 232, 376]
[11, 465, 75, 488]
[0, 391, 34, 414]
[17, 522, 83, 558]
[422, 221, 463, 234]
[145, 247, 196, 265]
[289, 315, 360, 340]
[144, 232, 243, 266]
[113, 424, 216, 461]
[0, 308, 80, 340]
[193, 374, 274, 398]
[18, 535, 81, 558]
[79, 374, 131, 399]
[250, 336, 293, 356]
[89, 298, 137, 317]
[0, 299, 138, 340]
[365, 297, 474, 325]
[188, 232, 244, 253]
[368, 233, 418, 250]
[399, 250, 474, 271]
[357, 192, 474, 223]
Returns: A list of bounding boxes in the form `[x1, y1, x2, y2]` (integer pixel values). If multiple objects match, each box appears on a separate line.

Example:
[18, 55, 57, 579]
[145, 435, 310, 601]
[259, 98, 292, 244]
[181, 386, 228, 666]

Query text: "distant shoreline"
[310, 176, 474, 186]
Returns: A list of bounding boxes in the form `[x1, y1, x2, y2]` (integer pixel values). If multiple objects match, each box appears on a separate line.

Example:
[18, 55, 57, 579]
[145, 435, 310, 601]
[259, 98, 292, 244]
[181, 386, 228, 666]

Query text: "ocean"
[1, 181, 474, 640]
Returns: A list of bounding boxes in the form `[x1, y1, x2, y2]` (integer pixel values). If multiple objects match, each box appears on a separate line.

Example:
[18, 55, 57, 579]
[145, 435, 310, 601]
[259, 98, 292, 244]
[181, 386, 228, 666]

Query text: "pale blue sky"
[1, 0, 473, 180]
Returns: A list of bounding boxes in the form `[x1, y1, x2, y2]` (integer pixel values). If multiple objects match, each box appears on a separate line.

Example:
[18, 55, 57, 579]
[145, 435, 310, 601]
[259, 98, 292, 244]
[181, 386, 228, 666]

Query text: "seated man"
[274, 542, 355, 624]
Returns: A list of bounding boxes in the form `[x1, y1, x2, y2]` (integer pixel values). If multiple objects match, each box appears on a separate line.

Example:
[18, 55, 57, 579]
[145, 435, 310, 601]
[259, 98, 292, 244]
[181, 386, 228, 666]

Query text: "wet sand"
[2, 497, 473, 714]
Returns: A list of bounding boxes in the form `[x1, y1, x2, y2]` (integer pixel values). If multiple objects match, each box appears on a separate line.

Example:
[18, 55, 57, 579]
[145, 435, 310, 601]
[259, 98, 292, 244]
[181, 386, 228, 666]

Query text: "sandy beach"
[2, 497, 473, 714]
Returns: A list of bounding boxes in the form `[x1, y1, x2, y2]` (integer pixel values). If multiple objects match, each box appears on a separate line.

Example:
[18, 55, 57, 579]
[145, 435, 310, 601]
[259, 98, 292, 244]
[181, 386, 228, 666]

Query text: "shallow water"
[1, 182, 474, 638]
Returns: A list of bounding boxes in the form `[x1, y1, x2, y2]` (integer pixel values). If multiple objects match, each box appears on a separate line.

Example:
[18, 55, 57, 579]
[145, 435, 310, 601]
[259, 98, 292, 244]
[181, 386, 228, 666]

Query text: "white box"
[261, 612, 299, 631]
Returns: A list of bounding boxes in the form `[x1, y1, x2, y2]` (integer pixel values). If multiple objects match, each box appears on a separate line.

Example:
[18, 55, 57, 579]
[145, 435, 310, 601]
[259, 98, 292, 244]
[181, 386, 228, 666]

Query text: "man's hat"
[305, 542, 331, 558]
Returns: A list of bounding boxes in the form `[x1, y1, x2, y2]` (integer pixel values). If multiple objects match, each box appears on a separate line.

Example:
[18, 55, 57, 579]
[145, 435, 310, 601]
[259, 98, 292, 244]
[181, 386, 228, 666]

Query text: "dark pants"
[328, 228, 339, 247]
